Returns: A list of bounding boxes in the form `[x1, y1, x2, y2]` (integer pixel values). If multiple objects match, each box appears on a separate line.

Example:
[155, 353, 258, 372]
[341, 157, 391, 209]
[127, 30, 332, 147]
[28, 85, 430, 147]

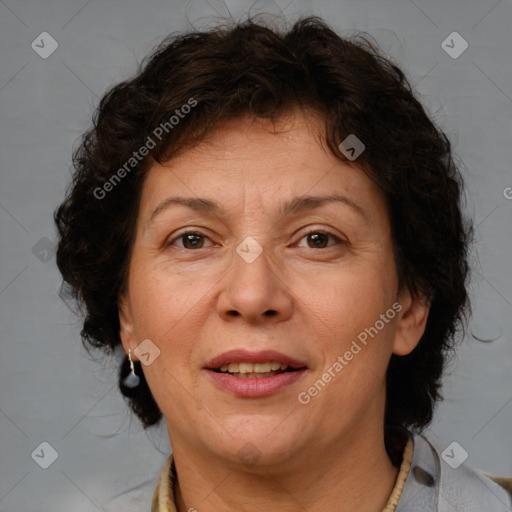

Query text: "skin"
[119, 109, 429, 512]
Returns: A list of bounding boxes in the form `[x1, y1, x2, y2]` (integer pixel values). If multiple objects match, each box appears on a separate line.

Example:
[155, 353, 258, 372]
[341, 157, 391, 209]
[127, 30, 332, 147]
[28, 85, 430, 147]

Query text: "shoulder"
[396, 431, 512, 511]
[102, 456, 170, 512]
[102, 484, 156, 512]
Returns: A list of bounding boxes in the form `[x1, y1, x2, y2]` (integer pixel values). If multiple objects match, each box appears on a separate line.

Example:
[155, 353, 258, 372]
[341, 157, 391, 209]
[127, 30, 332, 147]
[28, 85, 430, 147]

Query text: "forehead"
[138, 111, 387, 225]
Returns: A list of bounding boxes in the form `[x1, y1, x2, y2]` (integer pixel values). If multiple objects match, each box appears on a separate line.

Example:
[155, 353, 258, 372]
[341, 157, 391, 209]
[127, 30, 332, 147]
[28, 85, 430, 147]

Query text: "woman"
[54, 15, 512, 512]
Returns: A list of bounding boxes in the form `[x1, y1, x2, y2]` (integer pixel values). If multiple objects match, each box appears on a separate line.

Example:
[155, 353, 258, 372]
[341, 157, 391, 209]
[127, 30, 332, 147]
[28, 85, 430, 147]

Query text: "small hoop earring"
[123, 348, 140, 388]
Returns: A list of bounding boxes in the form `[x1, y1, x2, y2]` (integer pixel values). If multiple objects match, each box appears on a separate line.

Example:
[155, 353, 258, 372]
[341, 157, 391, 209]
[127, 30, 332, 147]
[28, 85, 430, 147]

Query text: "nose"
[216, 243, 294, 325]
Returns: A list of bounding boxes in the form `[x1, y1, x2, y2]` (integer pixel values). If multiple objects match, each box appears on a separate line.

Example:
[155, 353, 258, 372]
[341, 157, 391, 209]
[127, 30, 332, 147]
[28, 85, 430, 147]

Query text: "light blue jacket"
[396, 433, 512, 511]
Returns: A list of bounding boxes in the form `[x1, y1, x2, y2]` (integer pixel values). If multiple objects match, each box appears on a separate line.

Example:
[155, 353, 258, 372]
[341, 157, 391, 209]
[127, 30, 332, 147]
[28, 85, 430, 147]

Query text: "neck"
[171, 426, 401, 512]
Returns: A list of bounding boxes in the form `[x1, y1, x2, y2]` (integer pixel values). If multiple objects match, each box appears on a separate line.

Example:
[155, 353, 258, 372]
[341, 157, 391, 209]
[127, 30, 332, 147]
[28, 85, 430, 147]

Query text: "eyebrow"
[148, 193, 369, 225]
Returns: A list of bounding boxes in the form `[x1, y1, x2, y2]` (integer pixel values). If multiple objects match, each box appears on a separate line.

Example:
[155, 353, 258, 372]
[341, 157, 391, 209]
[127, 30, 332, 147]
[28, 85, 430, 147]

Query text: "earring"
[123, 348, 140, 388]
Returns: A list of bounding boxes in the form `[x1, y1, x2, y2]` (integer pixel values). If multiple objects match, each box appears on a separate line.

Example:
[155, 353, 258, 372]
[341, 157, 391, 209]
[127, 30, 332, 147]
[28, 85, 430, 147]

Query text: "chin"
[206, 417, 309, 467]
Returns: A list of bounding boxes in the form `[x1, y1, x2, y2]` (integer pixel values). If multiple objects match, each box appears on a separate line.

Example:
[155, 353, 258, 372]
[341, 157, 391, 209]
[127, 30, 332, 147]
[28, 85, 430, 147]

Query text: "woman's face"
[119, 110, 427, 466]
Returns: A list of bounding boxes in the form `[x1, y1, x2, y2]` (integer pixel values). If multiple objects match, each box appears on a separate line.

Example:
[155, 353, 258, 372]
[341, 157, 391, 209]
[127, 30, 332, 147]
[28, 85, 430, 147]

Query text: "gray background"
[1, 0, 511, 510]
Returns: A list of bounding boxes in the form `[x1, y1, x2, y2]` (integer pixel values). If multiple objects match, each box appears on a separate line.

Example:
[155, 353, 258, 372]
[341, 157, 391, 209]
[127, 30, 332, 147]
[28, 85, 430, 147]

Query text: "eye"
[296, 230, 343, 249]
[165, 229, 344, 251]
[165, 231, 214, 250]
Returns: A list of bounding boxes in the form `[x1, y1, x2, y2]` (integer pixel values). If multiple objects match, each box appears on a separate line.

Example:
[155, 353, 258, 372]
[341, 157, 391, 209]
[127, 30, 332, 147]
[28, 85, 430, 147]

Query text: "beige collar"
[151, 438, 413, 512]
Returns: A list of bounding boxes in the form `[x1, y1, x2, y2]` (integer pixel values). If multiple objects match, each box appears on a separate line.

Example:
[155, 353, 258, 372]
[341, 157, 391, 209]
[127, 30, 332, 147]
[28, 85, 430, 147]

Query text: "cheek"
[132, 276, 199, 406]
[302, 281, 396, 418]
[128, 263, 219, 382]
[129, 257, 209, 334]
[305, 259, 397, 340]
[300, 266, 398, 406]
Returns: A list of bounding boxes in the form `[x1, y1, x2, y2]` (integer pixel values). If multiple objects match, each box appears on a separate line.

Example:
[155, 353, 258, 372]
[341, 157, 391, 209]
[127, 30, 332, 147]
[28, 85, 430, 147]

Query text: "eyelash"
[165, 229, 344, 250]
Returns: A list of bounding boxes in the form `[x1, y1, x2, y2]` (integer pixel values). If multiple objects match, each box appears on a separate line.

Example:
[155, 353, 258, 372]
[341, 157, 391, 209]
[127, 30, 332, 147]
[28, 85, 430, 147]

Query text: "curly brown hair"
[54, 15, 472, 432]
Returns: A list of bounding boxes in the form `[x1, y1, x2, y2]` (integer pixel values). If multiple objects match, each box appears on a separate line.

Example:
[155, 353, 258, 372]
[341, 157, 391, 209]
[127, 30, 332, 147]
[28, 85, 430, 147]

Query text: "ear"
[392, 288, 430, 356]
[118, 295, 137, 357]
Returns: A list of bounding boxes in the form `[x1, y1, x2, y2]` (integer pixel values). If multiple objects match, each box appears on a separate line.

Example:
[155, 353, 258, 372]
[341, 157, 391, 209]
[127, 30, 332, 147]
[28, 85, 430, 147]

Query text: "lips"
[204, 349, 308, 397]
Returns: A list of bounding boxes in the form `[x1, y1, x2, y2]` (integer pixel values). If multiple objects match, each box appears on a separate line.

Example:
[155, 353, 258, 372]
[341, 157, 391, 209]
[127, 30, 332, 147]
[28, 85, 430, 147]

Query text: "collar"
[393, 432, 511, 511]
[151, 452, 177, 512]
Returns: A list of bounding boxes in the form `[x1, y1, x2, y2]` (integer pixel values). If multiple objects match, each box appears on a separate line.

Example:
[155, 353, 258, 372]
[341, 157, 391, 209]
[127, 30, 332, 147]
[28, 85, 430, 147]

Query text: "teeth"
[235, 371, 280, 378]
[218, 362, 289, 373]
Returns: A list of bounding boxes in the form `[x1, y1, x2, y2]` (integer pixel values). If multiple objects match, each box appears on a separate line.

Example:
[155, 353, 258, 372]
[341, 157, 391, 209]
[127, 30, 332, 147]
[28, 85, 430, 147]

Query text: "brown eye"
[166, 231, 213, 250]
[297, 230, 341, 249]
